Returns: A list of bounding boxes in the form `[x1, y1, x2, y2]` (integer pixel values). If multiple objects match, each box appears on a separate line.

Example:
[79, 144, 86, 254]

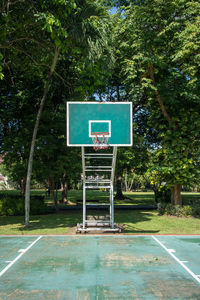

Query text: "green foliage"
[154, 185, 171, 204]
[114, 0, 200, 194]
[116, 132, 150, 176]
[158, 203, 200, 218]
[0, 0, 112, 196]
[183, 205, 193, 217]
[0, 52, 4, 80]
[0, 193, 48, 216]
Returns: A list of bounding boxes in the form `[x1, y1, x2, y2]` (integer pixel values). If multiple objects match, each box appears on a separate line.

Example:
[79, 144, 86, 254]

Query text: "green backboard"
[67, 102, 132, 146]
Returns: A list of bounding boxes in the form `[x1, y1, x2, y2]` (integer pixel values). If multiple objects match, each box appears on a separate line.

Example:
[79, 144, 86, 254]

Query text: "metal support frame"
[77, 146, 119, 233]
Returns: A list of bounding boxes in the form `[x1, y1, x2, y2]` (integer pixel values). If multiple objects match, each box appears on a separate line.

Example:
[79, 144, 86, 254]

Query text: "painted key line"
[152, 235, 200, 284]
[0, 236, 42, 278]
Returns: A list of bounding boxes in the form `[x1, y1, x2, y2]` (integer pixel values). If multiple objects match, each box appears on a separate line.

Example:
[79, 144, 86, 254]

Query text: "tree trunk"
[20, 177, 26, 195]
[49, 176, 58, 212]
[171, 184, 182, 205]
[25, 47, 59, 227]
[149, 64, 172, 125]
[148, 48, 175, 127]
[125, 169, 128, 192]
[115, 176, 125, 200]
[61, 174, 68, 203]
[116, 84, 120, 101]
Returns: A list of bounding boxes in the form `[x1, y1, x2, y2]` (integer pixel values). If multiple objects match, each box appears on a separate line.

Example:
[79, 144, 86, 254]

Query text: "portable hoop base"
[76, 223, 121, 233]
[77, 147, 118, 234]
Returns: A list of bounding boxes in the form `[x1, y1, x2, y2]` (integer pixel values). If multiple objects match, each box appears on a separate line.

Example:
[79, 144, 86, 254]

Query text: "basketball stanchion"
[76, 146, 119, 233]
[66, 101, 132, 233]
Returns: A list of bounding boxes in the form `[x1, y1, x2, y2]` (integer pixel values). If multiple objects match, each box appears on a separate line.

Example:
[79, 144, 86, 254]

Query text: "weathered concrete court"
[0, 235, 200, 299]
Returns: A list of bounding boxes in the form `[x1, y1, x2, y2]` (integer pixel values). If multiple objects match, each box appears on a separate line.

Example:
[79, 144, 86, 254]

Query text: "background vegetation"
[0, 0, 200, 229]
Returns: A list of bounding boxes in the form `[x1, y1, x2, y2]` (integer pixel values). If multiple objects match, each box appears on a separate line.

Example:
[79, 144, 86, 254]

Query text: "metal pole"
[111, 183, 114, 228]
[111, 147, 117, 228]
[109, 182, 112, 227]
[111, 147, 117, 185]
[82, 147, 86, 229]
[83, 183, 86, 229]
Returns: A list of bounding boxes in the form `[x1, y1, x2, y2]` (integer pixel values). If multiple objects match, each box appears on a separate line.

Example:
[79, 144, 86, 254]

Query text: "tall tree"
[0, 0, 111, 225]
[115, 0, 200, 204]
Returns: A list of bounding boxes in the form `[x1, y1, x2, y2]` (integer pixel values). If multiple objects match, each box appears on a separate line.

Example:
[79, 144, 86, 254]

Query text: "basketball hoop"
[91, 132, 109, 151]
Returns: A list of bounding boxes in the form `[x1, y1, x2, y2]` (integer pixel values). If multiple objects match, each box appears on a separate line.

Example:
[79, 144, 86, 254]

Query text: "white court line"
[152, 236, 200, 284]
[0, 236, 42, 278]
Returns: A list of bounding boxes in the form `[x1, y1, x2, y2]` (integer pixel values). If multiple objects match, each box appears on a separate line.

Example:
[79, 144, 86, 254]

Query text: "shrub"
[182, 205, 193, 217]
[191, 205, 200, 217]
[165, 203, 176, 216]
[157, 202, 200, 218]
[174, 205, 185, 217]
[0, 193, 48, 216]
[157, 202, 167, 215]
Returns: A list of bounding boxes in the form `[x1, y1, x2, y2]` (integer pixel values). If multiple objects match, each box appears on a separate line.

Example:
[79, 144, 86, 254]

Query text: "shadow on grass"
[0, 209, 160, 234]
[69, 191, 156, 206]
[0, 211, 82, 233]
[182, 193, 200, 205]
[115, 209, 160, 234]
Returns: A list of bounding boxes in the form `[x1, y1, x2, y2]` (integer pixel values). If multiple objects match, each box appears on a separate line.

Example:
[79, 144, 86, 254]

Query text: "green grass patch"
[67, 190, 156, 205]
[115, 210, 200, 234]
[182, 192, 200, 205]
[0, 209, 200, 235]
[0, 212, 81, 235]
[0, 190, 200, 235]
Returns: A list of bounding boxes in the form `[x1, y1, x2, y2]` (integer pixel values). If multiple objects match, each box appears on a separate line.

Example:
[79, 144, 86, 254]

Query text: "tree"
[1, 0, 111, 225]
[115, 0, 200, 205]
[115, 132, 149, 199]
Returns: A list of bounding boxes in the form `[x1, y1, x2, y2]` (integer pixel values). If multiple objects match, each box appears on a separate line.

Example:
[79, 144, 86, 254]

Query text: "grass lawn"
[47, 190, 200, 206]
[0, 209, 200, 235]
[0, 190, 200, 235]
[67, 190, 156, 205]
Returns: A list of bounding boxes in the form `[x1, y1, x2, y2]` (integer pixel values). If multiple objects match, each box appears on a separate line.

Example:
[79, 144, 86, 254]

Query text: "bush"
[174, 205, 185, 217]
[157, 202, 200, 218]
[182, 205, 193, 217]
[0, 193, 48, 216]
[157, 202, 167, 215]
[191, 205, 200, 217]
[165, 203, 176, 216]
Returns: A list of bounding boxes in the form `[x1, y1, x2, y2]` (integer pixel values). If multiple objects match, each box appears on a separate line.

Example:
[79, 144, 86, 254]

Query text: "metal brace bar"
[86, 166, 112, 169]
[85, 169, 112, 172]
[85, 186, 111, 189]
[85, 180, 111, 183]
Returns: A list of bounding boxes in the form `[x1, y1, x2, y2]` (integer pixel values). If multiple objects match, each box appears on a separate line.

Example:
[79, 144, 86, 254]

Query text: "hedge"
[0, 193, 48, 216]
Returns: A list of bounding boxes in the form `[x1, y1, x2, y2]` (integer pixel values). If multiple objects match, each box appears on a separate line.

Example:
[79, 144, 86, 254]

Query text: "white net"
[91, 132, 109, 151]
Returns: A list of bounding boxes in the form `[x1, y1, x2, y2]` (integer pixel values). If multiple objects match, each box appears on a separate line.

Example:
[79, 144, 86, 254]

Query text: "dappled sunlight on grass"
[1, 209, 200, 235]
[0, 212, 82, 235]
[67, 190, 156, 205]
[115, 210, 200, 234]
[0, 191, 200, 235]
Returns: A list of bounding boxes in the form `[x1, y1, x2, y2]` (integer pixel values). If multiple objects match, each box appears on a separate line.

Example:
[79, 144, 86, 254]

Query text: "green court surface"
[0, 236, 200, 299]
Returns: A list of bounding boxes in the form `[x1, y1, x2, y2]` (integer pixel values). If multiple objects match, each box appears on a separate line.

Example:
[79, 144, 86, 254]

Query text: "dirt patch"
[147, 278, 200, 299]
[101, 253, 172, 268]
[1, 289, 65, 300]
[65, 226, 77, 235]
